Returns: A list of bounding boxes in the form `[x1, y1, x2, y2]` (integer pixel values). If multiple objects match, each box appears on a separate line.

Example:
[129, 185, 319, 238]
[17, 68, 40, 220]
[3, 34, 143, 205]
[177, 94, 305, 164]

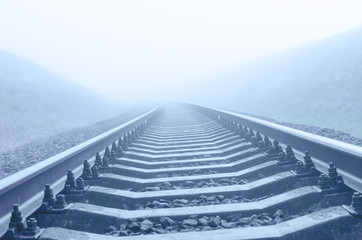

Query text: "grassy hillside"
[204, 27, 362, 138]
[0, 51, 128, 152]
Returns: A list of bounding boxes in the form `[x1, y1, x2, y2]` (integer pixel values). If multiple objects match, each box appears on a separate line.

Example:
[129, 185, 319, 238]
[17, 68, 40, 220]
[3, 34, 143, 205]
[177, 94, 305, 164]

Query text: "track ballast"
[2, 104, 362, 240]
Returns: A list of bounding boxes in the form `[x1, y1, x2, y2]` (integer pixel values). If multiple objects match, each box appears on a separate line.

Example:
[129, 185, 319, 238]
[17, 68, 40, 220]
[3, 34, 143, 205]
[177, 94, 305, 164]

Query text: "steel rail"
[0, 105, 161, 237]
[190, 104, 362, 194]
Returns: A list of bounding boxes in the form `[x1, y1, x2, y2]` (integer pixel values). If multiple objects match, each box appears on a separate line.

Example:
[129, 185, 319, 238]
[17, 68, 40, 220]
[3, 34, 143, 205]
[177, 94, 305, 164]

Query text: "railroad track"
[1, 104, 362, 240]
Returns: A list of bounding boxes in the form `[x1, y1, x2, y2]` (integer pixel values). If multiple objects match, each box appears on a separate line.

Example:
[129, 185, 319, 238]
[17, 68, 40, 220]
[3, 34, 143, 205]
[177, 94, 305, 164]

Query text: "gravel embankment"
[241, 113, 362, 147]
[0, 107, 152, 179]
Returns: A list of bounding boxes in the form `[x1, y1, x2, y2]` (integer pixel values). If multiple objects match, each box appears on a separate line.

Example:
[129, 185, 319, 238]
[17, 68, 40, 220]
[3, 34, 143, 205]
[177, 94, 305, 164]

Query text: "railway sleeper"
[83, 171, 314, 209]
[131, 135, 239, 150]
[137, 131, 234, 144]
[97, 161, 281, 191]
[123, 143, 252, 161]
[115, 148, 258, 168]
[127, 139, 243, 155]
[135, 132, 235, 146]
[38, 207, 361, 240]
[34, 186, 350, 236]
[142, 127, 228, 139]
[108, 154, 268, 178]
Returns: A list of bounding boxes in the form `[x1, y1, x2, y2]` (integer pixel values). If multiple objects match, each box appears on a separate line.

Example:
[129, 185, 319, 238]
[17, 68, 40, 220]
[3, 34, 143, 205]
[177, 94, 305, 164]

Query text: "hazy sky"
[1, 0, 362, 102]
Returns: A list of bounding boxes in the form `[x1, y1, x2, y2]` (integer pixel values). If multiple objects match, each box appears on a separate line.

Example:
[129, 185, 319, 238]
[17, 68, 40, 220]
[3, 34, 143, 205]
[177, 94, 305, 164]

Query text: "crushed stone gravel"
[241, 112, 362, 147]
[0, 107, 152, 179]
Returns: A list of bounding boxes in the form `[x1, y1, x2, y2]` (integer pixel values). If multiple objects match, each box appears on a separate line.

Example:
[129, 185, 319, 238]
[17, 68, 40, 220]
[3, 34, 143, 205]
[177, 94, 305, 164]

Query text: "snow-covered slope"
[0, 51, 126, 152]
[201, 27, 362, 138]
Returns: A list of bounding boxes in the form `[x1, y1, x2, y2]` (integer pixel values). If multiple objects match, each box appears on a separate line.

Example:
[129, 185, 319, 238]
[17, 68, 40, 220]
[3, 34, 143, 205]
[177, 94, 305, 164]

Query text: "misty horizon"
[1, 1, 362, 103]
[2, 1, 362, 147]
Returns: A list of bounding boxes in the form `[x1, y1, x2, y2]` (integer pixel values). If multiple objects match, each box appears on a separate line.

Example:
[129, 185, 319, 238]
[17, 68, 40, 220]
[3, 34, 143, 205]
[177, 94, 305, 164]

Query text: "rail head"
[189, 104, 362, 194]
[0, 105, 161, 237]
